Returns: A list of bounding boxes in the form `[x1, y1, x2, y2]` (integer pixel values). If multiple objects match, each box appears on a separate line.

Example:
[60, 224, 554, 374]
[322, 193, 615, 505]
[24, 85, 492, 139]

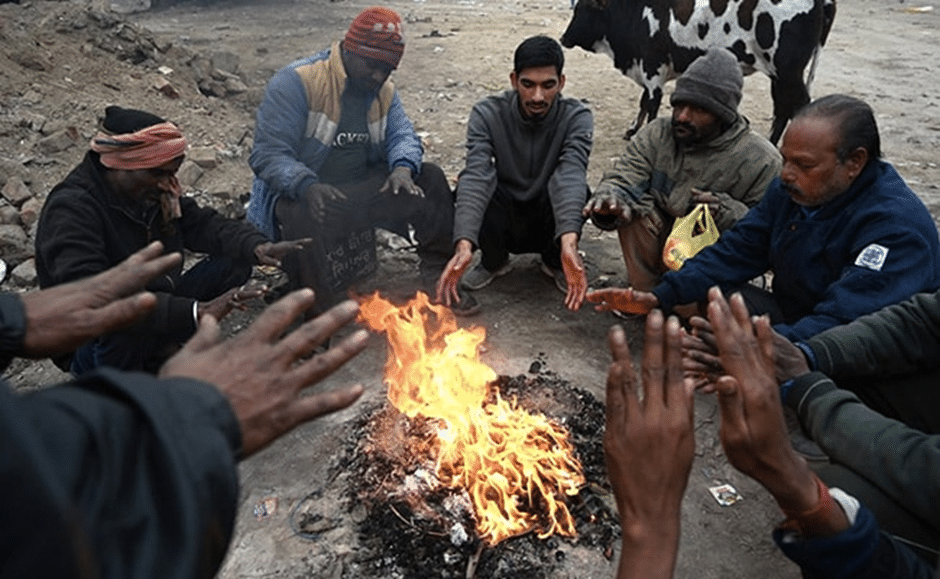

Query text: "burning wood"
[358, 292, 586, 545]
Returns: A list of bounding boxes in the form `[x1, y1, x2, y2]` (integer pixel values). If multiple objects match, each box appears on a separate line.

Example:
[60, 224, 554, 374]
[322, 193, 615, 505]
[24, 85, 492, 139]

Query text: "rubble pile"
[0, 0, 262, 286]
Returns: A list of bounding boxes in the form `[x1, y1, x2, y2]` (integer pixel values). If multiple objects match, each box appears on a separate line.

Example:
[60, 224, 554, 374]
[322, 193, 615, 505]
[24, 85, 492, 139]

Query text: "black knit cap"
[670, 49, 743, 126]
[101, 105, 165, 133]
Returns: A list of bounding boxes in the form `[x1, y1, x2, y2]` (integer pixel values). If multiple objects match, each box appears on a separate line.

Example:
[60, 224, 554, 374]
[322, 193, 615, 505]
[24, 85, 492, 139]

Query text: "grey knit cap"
[671, 48, 743, 126]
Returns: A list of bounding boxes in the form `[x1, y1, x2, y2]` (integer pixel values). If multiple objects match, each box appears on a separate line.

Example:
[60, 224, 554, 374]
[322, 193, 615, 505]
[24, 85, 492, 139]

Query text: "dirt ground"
[3, 0, 939, 577]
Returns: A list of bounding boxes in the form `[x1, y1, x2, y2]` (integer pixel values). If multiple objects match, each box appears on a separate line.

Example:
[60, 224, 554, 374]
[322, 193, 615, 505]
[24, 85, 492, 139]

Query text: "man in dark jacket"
[35, 106, 304, 374]
[435, 35, 593, 312]
[587, 94, 940, 341]
[1, 242, 368, 579]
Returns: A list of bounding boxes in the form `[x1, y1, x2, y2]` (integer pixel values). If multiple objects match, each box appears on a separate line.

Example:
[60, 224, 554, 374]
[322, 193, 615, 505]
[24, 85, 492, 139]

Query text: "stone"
[188, 146, 218, 169]
[18, 198, 41, 228]
[0, 205, 20, 226]
[1, 177, 32, 206]
[11, 258, 36, 287]
[0, 224, 30, 265]
[151, 75, 180, 98]
[37, 128, 79, 155]
[176, 160, 204, 188]
[211, 51, 240, 75]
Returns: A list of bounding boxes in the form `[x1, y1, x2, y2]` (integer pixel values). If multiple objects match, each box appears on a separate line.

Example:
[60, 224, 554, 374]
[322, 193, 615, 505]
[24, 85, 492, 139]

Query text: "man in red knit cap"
[248, 7, 479, 315]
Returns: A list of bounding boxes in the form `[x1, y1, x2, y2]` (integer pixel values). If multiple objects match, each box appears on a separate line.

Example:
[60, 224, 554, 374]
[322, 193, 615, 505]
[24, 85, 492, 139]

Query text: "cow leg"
[769, 74, 810, 144]
[625, 86, 663, 140]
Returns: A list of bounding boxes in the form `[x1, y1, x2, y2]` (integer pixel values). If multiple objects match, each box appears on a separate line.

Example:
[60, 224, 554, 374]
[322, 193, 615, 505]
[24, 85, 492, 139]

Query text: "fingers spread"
[640, 310, 665, 408]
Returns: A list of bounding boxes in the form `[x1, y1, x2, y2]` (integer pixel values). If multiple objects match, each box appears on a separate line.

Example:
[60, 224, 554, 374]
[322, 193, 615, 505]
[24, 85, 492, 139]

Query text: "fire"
[358, 291, 585, 545]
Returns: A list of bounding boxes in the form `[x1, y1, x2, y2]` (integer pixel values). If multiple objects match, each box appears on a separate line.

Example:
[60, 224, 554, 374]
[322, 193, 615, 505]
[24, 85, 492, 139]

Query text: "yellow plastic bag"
[662, 203, 719, 271]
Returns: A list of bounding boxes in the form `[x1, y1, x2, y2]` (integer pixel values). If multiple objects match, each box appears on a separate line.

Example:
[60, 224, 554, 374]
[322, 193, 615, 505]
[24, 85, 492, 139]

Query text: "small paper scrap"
[709, 483, 742, 506]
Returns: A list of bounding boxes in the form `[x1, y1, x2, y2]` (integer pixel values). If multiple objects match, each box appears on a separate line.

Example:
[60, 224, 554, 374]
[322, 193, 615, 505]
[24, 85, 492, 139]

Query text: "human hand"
[20, 241, 181, 359]
[160, 291, 369, 457]
[605, 312, 694, 579]
[381, 166, 423, 197]
[585, 287, 658, 314]
[707, 288, 818, 514]
[772, 330, 811, 383]
[690, 188, 721, 220]
[681, 315, 722, 393]
[305, 183, 347, 220]
[582, 190, 631, 231]
[198, 283, 267, 320]
[436, 239, 474, 307]
[254, 239, 312, 268]
[560, 233, 587, 311]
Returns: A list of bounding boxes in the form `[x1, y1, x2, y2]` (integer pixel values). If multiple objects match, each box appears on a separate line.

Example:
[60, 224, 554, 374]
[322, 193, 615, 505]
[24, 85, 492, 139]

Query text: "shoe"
[461, 260, 512, 290]
[790, 431, 829, 462]
[451, 289, 481, 317]
[539, 262, 567, 294]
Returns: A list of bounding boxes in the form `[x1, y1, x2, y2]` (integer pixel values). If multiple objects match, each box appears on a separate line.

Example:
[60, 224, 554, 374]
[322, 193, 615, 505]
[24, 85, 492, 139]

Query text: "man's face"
[111, 156, 185, 205]
[342, 49, 394, 94]
[779, 116, 866, 207]
[671, 102, 722, 146]
[511, 65, 565, 120]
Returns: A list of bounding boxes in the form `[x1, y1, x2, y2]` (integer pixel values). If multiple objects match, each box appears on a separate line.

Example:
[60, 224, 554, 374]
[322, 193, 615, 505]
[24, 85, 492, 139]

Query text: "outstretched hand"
[254, 238, 312, 268]
[20, 241, 181, 359]
[582, 190, 631, 230]
[160, 290, 369, 457]
[707, 288, 818, 514]
[436, 239, 474, 307]
[605, 312, 695, 579]
[560, 233, 587, 311]
[586, 287, 658, 315]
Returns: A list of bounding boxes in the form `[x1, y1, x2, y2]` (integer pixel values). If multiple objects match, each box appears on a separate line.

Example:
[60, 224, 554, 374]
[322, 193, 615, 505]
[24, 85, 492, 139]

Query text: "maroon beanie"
[344, 7, 405, 69]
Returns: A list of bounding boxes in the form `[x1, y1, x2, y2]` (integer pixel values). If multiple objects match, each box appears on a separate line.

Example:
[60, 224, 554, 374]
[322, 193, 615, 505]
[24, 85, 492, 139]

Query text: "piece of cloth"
[785, 370, 940, 557]
[453, 89, 592, 253]
[0, 292, 241, 579]
[89, 121, 187, 171]
[276, 163, 454, 312]
[773, 503, 936, 579]
[652, 160, 940, 341]
[670, 48, 743, 126]
[343, 6, 405, 69]
[34, 152, 267, 372]
[247, 41, 422, 241]
[592, 114, 779, 288]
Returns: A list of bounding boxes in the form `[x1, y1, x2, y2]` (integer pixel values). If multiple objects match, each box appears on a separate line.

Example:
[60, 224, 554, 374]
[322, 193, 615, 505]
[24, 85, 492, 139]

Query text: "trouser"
[616, 205, 674, 291]
[70, 255, 252, 375]
[276, 163, 454, 313]
[475, 187, 588, 272]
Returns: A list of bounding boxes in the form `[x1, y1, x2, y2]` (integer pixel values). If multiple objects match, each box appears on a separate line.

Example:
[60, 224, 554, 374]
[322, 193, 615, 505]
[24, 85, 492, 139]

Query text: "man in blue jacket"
[247, 7, 477, 315]
[586, 94, 940, 341]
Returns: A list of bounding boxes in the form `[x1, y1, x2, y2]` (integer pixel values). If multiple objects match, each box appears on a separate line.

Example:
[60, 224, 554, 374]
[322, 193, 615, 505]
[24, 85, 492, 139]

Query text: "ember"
[358, 292, 585, 545]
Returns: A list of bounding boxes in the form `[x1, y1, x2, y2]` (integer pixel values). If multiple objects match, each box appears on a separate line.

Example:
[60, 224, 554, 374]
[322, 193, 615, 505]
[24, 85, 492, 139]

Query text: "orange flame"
[358, 291, 585, 545]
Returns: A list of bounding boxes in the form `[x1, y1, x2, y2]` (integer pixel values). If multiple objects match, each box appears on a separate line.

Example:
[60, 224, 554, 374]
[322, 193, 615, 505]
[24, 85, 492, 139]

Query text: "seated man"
[2, 242, 368, 579]
[436, 35, 593, 311]
[583, 48, 780, 292]
[247, 7, 475, 314]
[35, 106, 302, 375]
[588, 94, 940, 341]
[603, 289, 937, 578]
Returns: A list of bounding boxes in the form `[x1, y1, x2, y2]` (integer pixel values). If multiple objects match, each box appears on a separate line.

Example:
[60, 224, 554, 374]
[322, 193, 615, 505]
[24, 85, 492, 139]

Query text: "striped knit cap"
[344, 7, 405, 69]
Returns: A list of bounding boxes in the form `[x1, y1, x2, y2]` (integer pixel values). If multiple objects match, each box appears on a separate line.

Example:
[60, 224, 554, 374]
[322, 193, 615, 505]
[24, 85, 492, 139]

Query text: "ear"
[844, 146, 868, 179]
[510, 71, 518, 90]
[558, 73, 567, 92]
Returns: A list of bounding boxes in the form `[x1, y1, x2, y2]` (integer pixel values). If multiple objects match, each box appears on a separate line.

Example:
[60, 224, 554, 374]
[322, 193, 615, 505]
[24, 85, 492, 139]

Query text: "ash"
[332, 370, 619, 578]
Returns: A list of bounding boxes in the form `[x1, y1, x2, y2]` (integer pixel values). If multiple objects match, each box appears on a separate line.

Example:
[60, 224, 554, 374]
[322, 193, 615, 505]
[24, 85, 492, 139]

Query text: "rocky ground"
[1, 0, 938, 577]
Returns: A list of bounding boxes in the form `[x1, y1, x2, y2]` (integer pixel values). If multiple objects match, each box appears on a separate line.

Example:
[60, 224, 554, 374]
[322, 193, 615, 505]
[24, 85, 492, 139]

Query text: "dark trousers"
[276, 163, 454, 313]
[476, 187, 587, 272]
[70, 255, 251, 375]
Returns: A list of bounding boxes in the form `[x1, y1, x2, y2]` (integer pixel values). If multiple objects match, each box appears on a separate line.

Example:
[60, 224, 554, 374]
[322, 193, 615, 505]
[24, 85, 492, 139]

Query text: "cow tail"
[806, 0, 837, 90]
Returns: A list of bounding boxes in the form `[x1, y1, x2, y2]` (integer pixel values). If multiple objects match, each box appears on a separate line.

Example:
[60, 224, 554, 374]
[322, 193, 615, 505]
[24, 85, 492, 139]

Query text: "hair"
[101, 105, 165, 134]
[513, 35, 565, 76]
[793, 94, 881, 163]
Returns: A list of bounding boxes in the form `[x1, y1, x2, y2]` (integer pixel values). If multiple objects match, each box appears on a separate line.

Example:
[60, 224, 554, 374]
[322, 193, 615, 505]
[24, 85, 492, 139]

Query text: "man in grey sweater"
[435, 35, 593, 312]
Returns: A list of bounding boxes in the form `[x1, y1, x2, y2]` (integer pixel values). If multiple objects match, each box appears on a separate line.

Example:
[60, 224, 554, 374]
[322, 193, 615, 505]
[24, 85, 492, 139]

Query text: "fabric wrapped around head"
[343, 6, 405, 69]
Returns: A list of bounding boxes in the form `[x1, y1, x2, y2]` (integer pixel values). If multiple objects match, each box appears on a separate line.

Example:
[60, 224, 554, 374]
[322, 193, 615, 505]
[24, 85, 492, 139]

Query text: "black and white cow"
[561, 0, 837, 143]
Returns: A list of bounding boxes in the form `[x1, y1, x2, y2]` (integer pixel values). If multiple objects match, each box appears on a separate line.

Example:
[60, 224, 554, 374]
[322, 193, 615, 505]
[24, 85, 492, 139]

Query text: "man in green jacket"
[583, 48, 781, 291]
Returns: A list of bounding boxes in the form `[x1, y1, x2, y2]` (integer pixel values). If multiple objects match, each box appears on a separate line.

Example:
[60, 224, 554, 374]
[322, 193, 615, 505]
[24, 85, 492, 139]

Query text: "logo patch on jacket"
[855, 243, 889, 271]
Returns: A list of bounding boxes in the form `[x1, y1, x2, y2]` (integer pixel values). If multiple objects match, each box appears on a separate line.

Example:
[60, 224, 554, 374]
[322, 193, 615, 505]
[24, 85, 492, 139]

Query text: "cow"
[561, 0, 837, 144]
